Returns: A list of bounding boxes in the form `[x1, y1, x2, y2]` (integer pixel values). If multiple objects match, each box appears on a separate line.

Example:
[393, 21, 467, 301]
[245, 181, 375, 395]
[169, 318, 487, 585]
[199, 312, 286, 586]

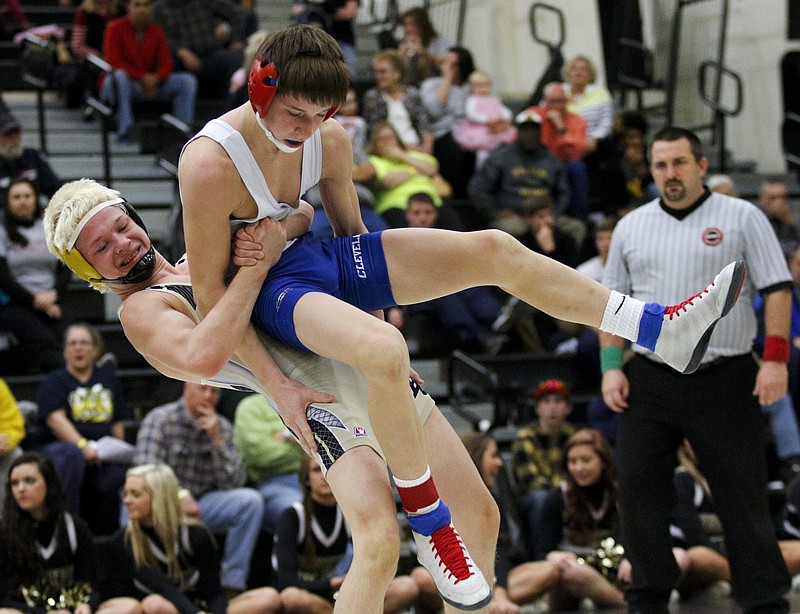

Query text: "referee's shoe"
[640, 260, 746, 374]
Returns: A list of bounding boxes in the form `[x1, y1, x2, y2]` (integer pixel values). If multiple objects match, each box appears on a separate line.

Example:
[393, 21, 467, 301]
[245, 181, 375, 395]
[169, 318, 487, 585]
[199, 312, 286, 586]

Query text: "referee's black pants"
[616, 354, 790, 614]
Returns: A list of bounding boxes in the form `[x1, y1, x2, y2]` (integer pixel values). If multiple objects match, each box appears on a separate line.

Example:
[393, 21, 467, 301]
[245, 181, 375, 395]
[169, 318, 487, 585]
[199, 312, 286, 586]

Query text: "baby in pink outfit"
[452, 70, 517, 168]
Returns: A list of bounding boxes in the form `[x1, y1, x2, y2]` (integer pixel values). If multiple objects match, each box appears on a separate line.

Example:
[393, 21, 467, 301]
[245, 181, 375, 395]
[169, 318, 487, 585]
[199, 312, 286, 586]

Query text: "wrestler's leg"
[324, 446, 401, 614]
[381, 227, 746, 374]
[294, 292, 426, 479]
[423, 408, 499, 614]
[382, 228, 608, 327]
[294, 293, 492, 608]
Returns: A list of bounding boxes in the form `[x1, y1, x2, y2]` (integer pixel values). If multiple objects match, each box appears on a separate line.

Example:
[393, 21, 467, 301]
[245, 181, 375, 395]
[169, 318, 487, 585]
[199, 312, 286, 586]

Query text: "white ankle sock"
[599, 290, 646, 342]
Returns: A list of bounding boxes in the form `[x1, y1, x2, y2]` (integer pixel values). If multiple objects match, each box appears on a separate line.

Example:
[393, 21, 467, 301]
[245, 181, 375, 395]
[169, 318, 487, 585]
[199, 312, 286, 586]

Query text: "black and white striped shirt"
[603, 190, 792, 362]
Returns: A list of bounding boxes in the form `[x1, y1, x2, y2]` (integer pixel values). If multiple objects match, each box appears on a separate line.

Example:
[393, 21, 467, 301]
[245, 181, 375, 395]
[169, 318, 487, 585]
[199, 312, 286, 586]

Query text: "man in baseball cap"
[0, 111, 62, 207]
[512, 377, 575, 558]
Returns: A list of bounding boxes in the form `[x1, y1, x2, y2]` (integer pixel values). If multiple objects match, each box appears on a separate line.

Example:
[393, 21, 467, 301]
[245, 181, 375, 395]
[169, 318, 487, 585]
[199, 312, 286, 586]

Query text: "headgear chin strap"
[57, 198, 156, 288]
[254, 111, 301, 153]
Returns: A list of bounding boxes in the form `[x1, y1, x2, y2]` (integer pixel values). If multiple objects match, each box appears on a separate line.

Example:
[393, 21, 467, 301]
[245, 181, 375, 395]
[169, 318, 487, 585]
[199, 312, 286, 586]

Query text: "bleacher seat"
[448, 351, 599, 427]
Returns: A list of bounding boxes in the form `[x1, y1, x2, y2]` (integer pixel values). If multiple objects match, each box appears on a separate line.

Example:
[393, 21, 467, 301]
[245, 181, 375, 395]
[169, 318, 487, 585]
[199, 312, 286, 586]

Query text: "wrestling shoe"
[412, 521, 492, 611]
[639, 260, 746, 374]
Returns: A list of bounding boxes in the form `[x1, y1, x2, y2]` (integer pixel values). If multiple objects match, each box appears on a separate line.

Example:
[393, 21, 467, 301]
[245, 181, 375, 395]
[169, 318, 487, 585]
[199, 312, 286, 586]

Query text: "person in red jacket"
[100, 0, 197, 143]
[527, 82, 589, 220]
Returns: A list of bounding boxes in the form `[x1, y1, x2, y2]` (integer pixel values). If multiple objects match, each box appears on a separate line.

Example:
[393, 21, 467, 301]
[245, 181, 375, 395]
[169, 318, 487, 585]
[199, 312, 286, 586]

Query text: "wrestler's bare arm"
[118, 220, 287, 383]
[317, 120, 369, 237]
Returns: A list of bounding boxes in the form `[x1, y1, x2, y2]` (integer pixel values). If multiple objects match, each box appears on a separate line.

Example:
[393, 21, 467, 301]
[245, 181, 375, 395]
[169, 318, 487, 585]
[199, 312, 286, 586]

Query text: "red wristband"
[764, 336, 790, 363]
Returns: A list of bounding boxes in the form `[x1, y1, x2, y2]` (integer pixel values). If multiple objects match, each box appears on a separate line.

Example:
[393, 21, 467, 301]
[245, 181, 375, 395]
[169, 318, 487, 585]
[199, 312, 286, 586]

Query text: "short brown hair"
[254, 25, 349, 110]
[372, 49, 405, 81]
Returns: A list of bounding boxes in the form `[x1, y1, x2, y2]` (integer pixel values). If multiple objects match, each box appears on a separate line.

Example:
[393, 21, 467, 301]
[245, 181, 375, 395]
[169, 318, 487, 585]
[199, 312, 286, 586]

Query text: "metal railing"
[697, 59, 743, 172]
[360, 0, 467, 46]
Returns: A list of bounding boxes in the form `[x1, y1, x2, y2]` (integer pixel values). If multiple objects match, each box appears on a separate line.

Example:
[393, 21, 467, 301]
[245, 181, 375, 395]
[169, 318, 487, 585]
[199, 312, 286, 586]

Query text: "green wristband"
[600, 347, 624, 373]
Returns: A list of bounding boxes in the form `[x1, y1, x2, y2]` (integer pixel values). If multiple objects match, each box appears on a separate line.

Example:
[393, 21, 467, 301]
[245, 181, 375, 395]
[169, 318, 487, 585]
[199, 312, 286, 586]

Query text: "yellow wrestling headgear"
[54, 197, 155, 289]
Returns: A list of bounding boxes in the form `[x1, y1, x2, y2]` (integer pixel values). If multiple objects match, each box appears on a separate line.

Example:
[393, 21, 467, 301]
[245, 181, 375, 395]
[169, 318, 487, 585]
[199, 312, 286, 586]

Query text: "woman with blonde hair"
[562, 55, 614, 154]
[362, 49, 434, 154]
[117, 464, 280, 614]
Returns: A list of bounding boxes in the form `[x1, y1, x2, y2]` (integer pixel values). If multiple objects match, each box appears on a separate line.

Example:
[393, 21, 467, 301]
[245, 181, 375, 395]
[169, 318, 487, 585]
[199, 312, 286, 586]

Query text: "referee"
[600, 126, 792, 614]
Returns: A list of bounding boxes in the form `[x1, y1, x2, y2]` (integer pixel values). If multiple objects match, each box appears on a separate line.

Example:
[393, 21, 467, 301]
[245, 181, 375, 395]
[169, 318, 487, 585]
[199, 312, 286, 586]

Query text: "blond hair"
[564, 55, 597, 84]
[468, 69, 492, 87]
[125, 464, 198, 585]
[44, 179, 121, 292]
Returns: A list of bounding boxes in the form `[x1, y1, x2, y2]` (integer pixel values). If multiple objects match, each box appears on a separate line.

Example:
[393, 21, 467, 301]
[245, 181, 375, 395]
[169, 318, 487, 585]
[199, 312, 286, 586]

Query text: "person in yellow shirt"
[0, 378, 25, 515]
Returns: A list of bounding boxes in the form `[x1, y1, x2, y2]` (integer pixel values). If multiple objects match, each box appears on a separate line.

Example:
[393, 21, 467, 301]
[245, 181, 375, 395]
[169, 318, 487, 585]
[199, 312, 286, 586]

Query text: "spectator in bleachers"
[518, 195, 579, 269]
[133, 382, 264, 597]
[0, 178, 67, 375]
[451, 69, 516, 169]
[227, 29, 265, 108]
[0, 451, 140, 614]
[0, 113, 62, 207]
[512, 379, 576, 560]
[35, 323, 131, 535]
[114, 463, 281, 614]
[0, 0, 32, 39]
[771, 245, 800, 414]
[562, 55, 613, 156]
[273, 454, 420, 613]
[233, 392, 303, 534]
[237, 0, 258, 39]
[576, 216, 619, 433]
[507, 429, 639, 609]
[753, 244, 800, 482]
[525, 82, 589, 220]
[300, 86, 384, 231]
[71, 0, 120, 62]
[290, 0, 332, 33]
[706, 173, 737, 197]
[0, 378, 23, 515]
[330, 0, 359, 75]
[70, 0, 122, 101]
[153, 0, 245, 100]
[365, 121, 448, 228]
[101, 0, 197, 144]
[759, 180, 800, 261]
[402, 192, 504, 354]
[334, 86, 368, 163]
[396, 7, 449, 86]
[362, 49, 433, 154]
[467, 109, 569, 237]
[291, 0, 360, 73]
[586, 109, 656, 217]
[672, 441, 800, 598]
[500, 195, 584, 353]
[577, 216, 616, 283]
[413, 432, 536, 614]
[420, 46, 476, 199]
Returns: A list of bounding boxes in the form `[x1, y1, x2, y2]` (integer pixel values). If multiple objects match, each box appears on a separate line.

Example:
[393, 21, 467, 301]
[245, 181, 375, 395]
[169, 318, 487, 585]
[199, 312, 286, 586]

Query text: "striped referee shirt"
[602, 189, 792, 363]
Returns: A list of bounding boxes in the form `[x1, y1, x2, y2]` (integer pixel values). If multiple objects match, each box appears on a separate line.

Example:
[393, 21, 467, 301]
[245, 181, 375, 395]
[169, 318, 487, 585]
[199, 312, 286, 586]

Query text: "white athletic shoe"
[652, 260, 745, 374]
[412, 522, 492, 611]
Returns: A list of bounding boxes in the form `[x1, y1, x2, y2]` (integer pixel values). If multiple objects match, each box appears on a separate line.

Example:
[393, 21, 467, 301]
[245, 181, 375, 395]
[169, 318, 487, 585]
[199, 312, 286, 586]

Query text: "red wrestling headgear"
[248, 57, 338, 120]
